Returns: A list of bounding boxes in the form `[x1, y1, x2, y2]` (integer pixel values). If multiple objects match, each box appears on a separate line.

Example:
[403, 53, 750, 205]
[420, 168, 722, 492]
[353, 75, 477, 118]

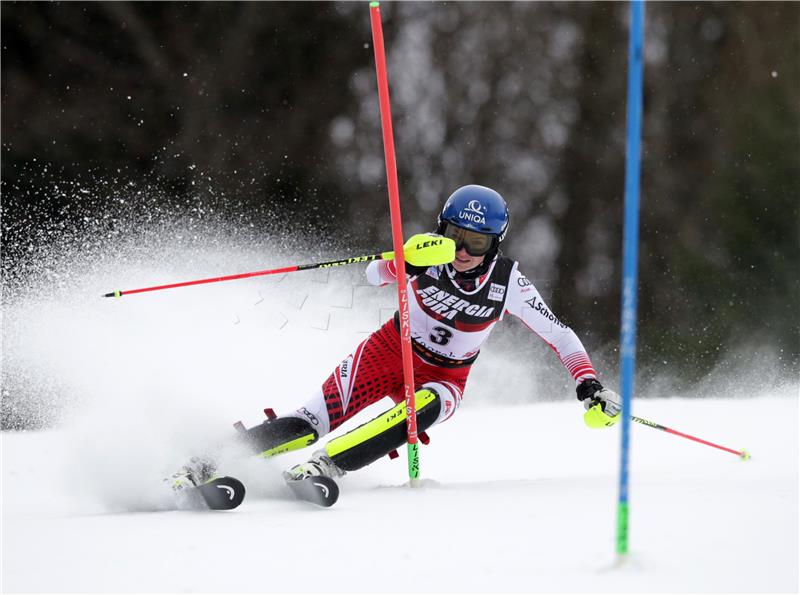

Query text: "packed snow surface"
[2, 232, 798, 593]
[3, 396, 798, 593]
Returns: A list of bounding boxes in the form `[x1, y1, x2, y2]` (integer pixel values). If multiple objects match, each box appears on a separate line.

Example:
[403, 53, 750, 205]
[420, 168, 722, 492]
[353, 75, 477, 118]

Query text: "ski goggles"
[442, 224, 496, 257]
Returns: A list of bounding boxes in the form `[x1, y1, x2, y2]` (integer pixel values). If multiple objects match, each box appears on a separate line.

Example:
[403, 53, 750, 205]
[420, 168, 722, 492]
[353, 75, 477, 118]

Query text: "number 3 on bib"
[429, 326, 453, 345]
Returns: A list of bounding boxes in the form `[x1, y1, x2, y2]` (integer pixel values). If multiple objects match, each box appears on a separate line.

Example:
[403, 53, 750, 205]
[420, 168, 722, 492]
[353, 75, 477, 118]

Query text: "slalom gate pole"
[631, 415, 750, 460]
[617, 0, 645, 560]
[369, 1, 420, 487]
[101, 251, 395, 298]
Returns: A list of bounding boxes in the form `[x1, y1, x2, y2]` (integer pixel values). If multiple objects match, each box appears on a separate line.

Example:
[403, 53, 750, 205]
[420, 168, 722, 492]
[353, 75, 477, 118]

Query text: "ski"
[171, 474, 337, 510]
[176, 476, 246, 511]
[285, 475, 340, 507]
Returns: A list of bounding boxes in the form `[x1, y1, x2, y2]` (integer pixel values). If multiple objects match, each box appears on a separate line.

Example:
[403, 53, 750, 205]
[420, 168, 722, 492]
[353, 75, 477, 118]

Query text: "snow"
[4, 396, 798, 593]
[2, 238, 799, 593]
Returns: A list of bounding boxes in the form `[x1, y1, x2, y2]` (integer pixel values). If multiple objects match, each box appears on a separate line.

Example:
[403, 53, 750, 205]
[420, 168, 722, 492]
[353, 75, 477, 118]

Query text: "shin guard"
[239, 417, 319, 458]
[323, 389, 441, 472]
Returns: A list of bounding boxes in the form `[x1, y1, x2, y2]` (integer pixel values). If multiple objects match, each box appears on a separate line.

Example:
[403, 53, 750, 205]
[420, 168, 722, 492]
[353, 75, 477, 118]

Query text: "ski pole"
[102, 252, 389, 298]
[631, 415, 750, 460]
[102, 236, 455, 298]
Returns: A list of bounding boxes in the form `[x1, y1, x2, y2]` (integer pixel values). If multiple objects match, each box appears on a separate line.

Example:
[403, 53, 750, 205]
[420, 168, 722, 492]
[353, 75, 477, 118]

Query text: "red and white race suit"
[291, 256, 597, 438]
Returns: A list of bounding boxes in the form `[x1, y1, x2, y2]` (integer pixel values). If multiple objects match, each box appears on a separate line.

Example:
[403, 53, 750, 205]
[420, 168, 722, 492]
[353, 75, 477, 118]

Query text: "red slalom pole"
[369, 1, 420, 486]
[631, 416, 750, 460]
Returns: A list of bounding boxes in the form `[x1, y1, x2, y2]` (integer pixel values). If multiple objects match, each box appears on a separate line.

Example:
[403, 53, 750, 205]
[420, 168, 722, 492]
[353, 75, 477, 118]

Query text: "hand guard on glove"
[400, 233, 456, 267]
[576, 378, 622, 428]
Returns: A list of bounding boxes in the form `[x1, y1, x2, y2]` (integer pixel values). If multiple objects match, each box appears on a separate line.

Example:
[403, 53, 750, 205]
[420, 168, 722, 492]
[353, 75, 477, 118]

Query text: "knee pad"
[323, 389, 441, 472]
[239, 416, 319, 458]
[421, 381, 461, 424]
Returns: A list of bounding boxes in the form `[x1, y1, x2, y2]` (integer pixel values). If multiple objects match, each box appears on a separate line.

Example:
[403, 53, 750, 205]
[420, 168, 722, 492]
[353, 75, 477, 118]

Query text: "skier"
[173, 185, 621, 495]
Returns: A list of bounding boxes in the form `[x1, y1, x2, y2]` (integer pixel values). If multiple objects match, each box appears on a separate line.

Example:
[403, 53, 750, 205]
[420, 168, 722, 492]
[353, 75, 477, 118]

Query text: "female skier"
[174, 185, 621, 491]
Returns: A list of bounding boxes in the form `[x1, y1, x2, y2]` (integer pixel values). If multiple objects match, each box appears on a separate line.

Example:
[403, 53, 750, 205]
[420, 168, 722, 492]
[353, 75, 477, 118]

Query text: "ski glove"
[576, 378, 622, 429]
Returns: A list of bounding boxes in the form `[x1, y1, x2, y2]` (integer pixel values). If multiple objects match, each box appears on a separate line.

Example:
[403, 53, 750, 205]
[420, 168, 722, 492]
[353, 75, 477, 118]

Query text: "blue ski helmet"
[437, 185, 509, 241]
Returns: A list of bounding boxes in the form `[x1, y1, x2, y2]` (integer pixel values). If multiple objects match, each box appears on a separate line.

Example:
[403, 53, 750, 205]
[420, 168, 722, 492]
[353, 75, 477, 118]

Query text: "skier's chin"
[452, 255, 484, 272]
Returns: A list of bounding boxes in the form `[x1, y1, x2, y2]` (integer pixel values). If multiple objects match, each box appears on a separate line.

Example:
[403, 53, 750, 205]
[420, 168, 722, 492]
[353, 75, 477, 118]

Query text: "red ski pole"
[101, 251, 390, 298]
[102, 236, 454, 299]
[631, 415, 750, 460]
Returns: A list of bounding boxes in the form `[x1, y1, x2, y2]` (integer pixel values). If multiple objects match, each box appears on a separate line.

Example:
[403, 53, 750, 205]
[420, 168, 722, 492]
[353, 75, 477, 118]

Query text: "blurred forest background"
[2, 2, 799, 385]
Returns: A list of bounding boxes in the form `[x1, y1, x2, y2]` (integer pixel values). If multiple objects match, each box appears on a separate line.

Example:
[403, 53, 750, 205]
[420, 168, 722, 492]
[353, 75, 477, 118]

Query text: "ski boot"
[283, 450, 346, 482]
[282, 450, 343, 507]
[168, 456, 217, 492]
[167, 456, 246, 510]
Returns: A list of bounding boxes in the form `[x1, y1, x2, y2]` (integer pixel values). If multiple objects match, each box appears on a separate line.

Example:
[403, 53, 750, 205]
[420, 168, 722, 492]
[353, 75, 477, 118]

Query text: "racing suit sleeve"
[505, 266, 597, 384]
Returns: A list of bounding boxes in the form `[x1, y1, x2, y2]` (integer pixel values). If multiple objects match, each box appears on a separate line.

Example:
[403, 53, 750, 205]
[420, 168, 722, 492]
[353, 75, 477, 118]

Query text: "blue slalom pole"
[616, 0, 645, 558]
